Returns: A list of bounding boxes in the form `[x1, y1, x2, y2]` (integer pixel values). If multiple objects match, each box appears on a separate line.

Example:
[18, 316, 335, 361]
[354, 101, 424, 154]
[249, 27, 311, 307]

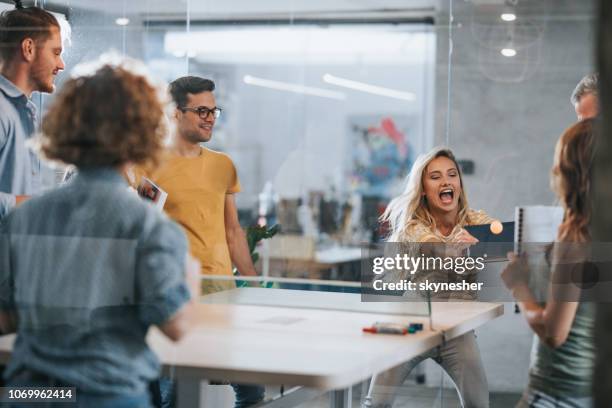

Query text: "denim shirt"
[0, 75, 40, 218]
[0, 167, 190, 395]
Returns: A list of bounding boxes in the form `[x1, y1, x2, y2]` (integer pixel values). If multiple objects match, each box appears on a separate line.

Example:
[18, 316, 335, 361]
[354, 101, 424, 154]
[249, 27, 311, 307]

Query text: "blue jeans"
[152, 378, 175, 408]
[155, 379, 264, 408]
[7, 370, 152, 408]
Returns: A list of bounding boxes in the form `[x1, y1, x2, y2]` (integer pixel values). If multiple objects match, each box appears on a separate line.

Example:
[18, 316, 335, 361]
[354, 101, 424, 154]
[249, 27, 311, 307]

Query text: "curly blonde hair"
[41, 64, 166, 168]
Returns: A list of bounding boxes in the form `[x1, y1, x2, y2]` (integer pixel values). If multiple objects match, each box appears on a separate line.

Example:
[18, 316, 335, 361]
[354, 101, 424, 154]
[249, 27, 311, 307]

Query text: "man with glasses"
[136, 76, 264, 408]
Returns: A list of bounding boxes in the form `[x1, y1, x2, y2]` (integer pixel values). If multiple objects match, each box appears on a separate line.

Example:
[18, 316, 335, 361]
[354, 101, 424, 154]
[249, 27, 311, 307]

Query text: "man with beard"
[156, 76, 259, 294]
[0, 1, 65, 218]
[135, 76, 263, 408]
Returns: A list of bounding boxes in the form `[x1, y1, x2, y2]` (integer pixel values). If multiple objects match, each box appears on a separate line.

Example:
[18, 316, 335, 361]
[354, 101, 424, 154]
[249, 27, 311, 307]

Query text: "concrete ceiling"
[461, 0, 594, 20]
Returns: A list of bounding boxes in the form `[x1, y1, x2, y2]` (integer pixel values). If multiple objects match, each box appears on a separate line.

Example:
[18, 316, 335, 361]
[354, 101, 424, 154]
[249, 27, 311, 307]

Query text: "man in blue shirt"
[0, 3, 65, 218]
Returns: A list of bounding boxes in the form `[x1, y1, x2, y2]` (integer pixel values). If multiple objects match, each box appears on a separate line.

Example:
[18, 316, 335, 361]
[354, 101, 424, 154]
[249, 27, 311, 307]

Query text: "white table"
[151, 288, 502, 407]
[0, 288, 503, 407]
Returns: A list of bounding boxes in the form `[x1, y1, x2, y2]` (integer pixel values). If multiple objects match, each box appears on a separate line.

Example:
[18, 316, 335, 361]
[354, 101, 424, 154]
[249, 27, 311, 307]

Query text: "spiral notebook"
[514, 206, 564, 254]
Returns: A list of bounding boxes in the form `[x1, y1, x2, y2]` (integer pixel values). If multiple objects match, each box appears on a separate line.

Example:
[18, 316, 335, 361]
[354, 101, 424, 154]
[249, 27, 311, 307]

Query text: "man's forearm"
[0, 193, 30, 218]
[227, 227, 258, 276]
[0, 192, 16, 219]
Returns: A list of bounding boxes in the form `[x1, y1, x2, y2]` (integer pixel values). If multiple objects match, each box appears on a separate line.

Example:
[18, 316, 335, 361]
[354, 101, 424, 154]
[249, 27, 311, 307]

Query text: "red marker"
[362, 326, 407, 335]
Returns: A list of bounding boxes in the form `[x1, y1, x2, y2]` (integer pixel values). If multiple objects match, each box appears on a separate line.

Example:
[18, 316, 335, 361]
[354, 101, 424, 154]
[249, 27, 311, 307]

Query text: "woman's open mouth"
[439, 188, 454, 204]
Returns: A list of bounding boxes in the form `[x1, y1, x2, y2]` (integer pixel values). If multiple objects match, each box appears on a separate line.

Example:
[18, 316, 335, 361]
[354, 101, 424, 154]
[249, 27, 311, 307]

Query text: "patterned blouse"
[394, 208, 494, 300]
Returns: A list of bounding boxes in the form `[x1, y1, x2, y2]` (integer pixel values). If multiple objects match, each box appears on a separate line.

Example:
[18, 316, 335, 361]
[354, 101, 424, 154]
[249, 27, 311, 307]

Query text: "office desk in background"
[264, 235, 367, 281]
[0, 288, 503, 408]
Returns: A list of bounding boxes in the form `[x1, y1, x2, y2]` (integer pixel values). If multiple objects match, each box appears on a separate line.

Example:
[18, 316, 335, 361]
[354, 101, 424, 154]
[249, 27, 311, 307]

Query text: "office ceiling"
[464, 0, 594, 20]
[1, 0, 594, 22]
[48, 0, 438, 18]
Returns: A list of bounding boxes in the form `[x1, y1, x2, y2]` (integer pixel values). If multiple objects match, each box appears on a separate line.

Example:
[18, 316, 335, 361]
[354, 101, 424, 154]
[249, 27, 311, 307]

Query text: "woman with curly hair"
[502, 119, 595, 408]
[367, 146, 494, 408]
[0, 62, 200, 408]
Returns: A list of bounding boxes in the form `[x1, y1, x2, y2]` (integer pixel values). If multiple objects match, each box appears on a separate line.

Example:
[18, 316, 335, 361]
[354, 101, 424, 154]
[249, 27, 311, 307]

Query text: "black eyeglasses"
[179, 106, 222, 119]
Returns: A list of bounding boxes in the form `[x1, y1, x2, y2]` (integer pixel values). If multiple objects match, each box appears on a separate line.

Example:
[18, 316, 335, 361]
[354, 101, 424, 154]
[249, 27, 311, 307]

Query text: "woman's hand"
[445, 228, 478, 257]
[501, 251, 530, 291]
[455, 229, 479, 245]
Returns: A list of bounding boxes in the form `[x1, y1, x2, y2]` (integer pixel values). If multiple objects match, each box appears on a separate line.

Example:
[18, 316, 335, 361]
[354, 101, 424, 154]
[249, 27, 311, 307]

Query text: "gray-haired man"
[571, 73, 598, 120]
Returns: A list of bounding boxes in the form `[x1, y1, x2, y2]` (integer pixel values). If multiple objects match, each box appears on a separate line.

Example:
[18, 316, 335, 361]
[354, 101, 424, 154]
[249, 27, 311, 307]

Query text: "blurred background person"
[571, 73, 598, 120]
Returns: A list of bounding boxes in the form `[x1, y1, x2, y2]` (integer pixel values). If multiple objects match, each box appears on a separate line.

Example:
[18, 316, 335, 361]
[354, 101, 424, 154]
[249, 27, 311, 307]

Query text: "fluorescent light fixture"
[322, 74, 415, 101]
[501, 48, 517, 57]
[501, 13, 516, 22]
[243, 75, 346, 100]
[115, 17, 130, 26]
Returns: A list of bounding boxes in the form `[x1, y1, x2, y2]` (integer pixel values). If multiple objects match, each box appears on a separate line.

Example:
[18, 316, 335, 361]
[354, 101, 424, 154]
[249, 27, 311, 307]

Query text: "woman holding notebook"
[366, 146, 495, 408]
[502, 119, 595, 408]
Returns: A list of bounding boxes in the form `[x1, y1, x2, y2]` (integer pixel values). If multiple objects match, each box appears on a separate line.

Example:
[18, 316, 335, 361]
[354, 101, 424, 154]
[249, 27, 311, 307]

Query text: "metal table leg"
[330, 387, 352, 408]
[176, 378, 202, 408]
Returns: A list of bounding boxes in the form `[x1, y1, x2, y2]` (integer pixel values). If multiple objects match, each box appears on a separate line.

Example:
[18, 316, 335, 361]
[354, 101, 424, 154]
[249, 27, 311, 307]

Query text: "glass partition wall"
[436, 0, 595, 406]
[2, 0, 596, 406]
[27, 0, 437, 304]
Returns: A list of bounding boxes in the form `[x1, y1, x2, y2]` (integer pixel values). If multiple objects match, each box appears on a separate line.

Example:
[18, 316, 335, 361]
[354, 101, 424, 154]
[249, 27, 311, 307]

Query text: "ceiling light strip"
[243, 75, 346, 100]
[323, 73, 415, 101]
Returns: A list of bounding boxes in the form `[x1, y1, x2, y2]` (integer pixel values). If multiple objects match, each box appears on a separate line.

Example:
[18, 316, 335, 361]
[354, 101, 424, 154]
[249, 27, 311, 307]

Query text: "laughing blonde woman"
[367, 146, 494, 408]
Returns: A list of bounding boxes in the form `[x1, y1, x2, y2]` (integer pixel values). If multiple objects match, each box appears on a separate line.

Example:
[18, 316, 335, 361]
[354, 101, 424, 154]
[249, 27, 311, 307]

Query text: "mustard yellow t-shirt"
[145, 147, 241, 294]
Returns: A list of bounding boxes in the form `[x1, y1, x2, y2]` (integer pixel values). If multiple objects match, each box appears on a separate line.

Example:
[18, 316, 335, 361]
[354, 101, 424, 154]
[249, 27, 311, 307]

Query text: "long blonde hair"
[381, 146, 469, 241]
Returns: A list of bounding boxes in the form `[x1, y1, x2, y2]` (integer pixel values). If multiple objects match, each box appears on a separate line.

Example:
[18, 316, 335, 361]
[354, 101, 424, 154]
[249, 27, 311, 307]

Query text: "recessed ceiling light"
[501, 13, 516, 22]
[501, 48, 517, 57]
[115, 17, 130, 26]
